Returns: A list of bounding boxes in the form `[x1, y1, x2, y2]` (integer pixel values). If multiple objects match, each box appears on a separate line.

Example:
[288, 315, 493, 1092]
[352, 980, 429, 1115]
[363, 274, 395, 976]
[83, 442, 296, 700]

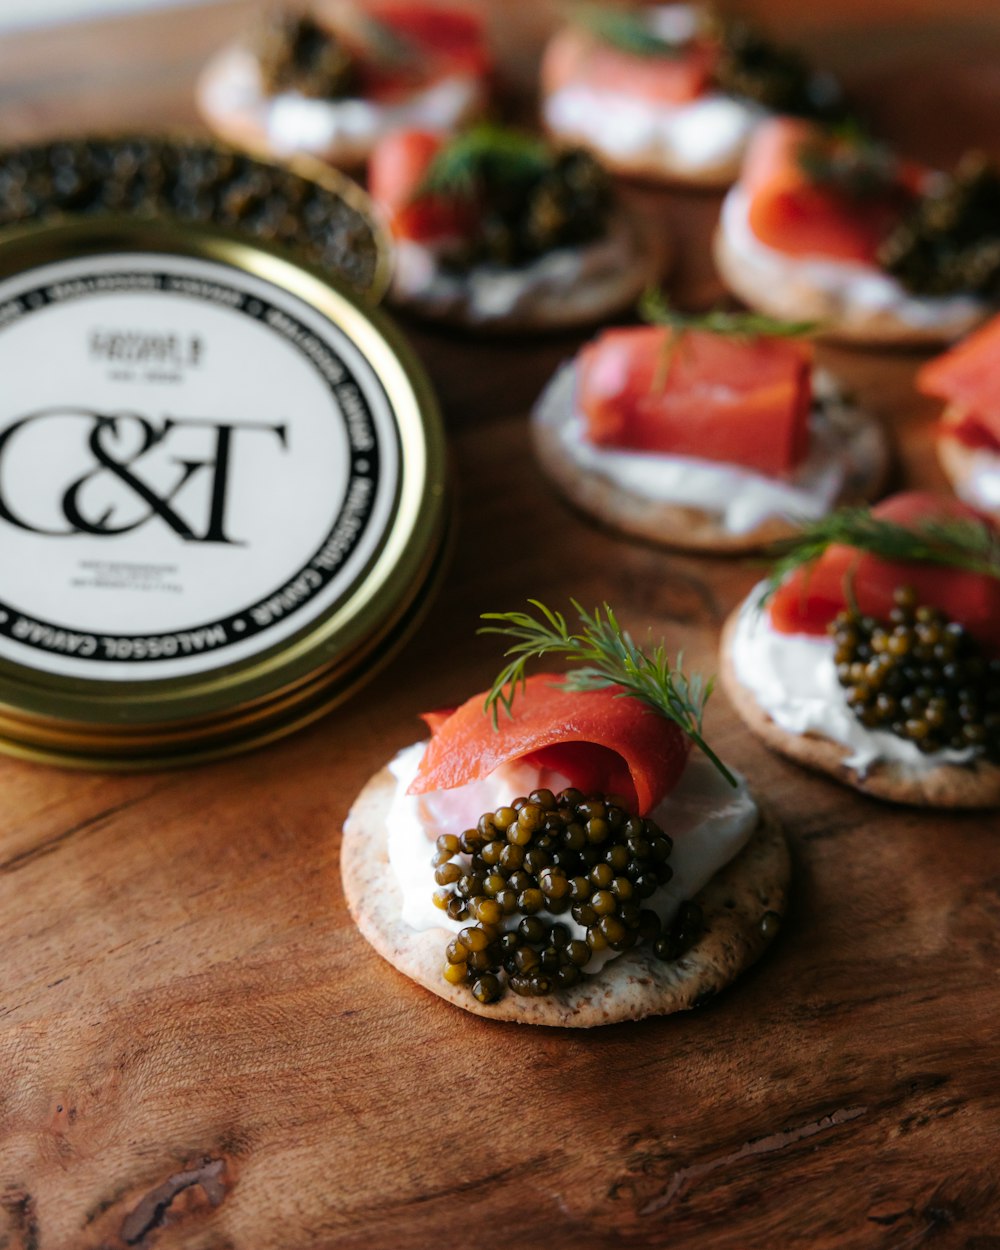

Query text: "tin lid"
[0, 217, 447, 768]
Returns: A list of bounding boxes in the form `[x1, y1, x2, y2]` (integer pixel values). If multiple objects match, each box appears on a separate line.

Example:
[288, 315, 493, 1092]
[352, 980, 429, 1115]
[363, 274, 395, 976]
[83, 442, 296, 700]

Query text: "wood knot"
[0, 1189, 39, 1250]
[119, 1157, 231, 1246]
[866, 1200, 912, 1226]
[611, 559, 722, 627]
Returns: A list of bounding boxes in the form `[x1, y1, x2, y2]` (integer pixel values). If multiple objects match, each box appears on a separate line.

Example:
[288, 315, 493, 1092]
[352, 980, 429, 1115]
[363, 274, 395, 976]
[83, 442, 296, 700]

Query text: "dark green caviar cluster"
[443, 149, 613, 269]
[713, 20, 846, 122]
[879, 154, 1000, 297]
[831, 587, 1000, 760]
[432, 788, 702, 1005]
[258, 10, 359, 99]
[0, 138, 380, 292]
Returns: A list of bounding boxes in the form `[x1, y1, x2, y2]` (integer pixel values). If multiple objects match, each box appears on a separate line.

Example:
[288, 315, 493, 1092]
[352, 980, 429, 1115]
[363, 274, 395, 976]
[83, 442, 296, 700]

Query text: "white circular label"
[0, 250, 400, 681]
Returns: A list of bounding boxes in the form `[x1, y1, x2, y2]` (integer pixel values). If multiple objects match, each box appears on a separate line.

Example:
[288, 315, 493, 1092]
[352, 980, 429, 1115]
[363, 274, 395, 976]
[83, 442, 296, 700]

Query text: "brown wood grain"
[3, 3, 1000, 1248]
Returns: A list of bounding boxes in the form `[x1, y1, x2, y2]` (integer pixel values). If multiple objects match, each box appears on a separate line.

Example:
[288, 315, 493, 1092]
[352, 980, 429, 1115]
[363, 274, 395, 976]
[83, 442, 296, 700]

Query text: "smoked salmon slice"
[361, 5, 491, 99]
[768, 492, 1000, 652]
[919, 315, 1000, 452]
[542, 24, 715, 106]
[577, 325, 813, 474]
[741, 118, 914, 265]
[410, 673, 691, 815]
[369, 129, 472, 241]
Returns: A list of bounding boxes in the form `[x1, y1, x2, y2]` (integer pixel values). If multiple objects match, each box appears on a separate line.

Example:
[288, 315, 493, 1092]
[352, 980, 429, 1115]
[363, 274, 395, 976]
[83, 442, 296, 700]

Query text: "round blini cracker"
[341, 765, 790, 1026]
[719, 605, 1000, 808]
[387, 209, 664, 335]
[713, 223, 988, 349]
[531, 361, 890, 554]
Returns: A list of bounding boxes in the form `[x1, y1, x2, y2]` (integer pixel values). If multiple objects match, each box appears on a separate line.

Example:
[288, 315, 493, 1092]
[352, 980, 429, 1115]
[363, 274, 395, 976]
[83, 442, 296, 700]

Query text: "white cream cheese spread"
[951, 447, 1000, 513]
[385, 740, 758, 973]
[545, 86, 759, 177]
[729, 589, 978, 773]
[201, 46, 483, 160]
[534, 361, 881, 536]
[543, 3, 759, 177]
[391, 216, 638, 323]
[720, 188, 985, 335]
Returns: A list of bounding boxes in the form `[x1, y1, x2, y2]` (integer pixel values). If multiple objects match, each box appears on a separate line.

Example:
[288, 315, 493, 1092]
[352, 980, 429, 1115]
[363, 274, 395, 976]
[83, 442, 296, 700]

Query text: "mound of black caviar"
[714, 20, 847, 123]
[0, 137, 381, 294]
[432, 788, 701, 1004]
[830, 586, 1000, 760]
[879, 154, 1000, 297]
[258, 10, 359, 100]
[442, 150, 613, 270]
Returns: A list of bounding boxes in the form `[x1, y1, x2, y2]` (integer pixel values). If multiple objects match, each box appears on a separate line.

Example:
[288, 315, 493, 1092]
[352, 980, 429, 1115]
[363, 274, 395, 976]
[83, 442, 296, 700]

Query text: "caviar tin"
[0, 133, 392, 303]
[0, 215, 447, 769]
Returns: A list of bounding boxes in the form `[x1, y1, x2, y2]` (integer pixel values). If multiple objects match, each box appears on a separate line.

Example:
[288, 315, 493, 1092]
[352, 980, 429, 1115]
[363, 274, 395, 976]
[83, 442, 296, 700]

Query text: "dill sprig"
[640, 287, 818, 341]
[759, 508, 1000, 604]
[419, 125, 549, 200]
[572, 4, 685, 57]
[478, 599, 736, 787]
[640, 288, 817, 389]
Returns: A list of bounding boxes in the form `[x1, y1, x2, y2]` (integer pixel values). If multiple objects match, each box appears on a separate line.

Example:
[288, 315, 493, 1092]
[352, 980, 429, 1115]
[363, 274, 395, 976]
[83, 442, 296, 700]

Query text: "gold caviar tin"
[0, 133, 392, 303]
[0, 207, 447, 770]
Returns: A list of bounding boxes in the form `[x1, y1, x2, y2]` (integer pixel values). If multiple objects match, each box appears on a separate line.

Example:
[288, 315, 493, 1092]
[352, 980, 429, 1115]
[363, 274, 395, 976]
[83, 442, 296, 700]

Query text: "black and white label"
[0, 251, 400, 681]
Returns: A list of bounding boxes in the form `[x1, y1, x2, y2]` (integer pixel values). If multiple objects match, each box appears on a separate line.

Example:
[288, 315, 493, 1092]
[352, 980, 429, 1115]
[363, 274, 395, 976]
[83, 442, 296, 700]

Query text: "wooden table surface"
[3, 3, 1000, 1248]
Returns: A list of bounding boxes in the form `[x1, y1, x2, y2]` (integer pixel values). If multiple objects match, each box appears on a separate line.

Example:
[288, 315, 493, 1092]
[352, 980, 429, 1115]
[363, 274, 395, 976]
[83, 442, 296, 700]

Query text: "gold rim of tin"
[0, 129, 394, 304]
[0, 216, 447, 766]
[0, 504, 453, 771]
[0, 497, 454, 752]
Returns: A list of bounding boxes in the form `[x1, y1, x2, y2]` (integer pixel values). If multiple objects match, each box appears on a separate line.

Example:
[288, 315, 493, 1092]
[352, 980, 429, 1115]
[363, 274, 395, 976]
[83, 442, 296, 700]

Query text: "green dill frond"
[478, 599, 736, 786]
[640, 288, 818, 341]
[572, 4, 684, 57]
[758, 508, 1000, 605]
[419, 125, 550, 200]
